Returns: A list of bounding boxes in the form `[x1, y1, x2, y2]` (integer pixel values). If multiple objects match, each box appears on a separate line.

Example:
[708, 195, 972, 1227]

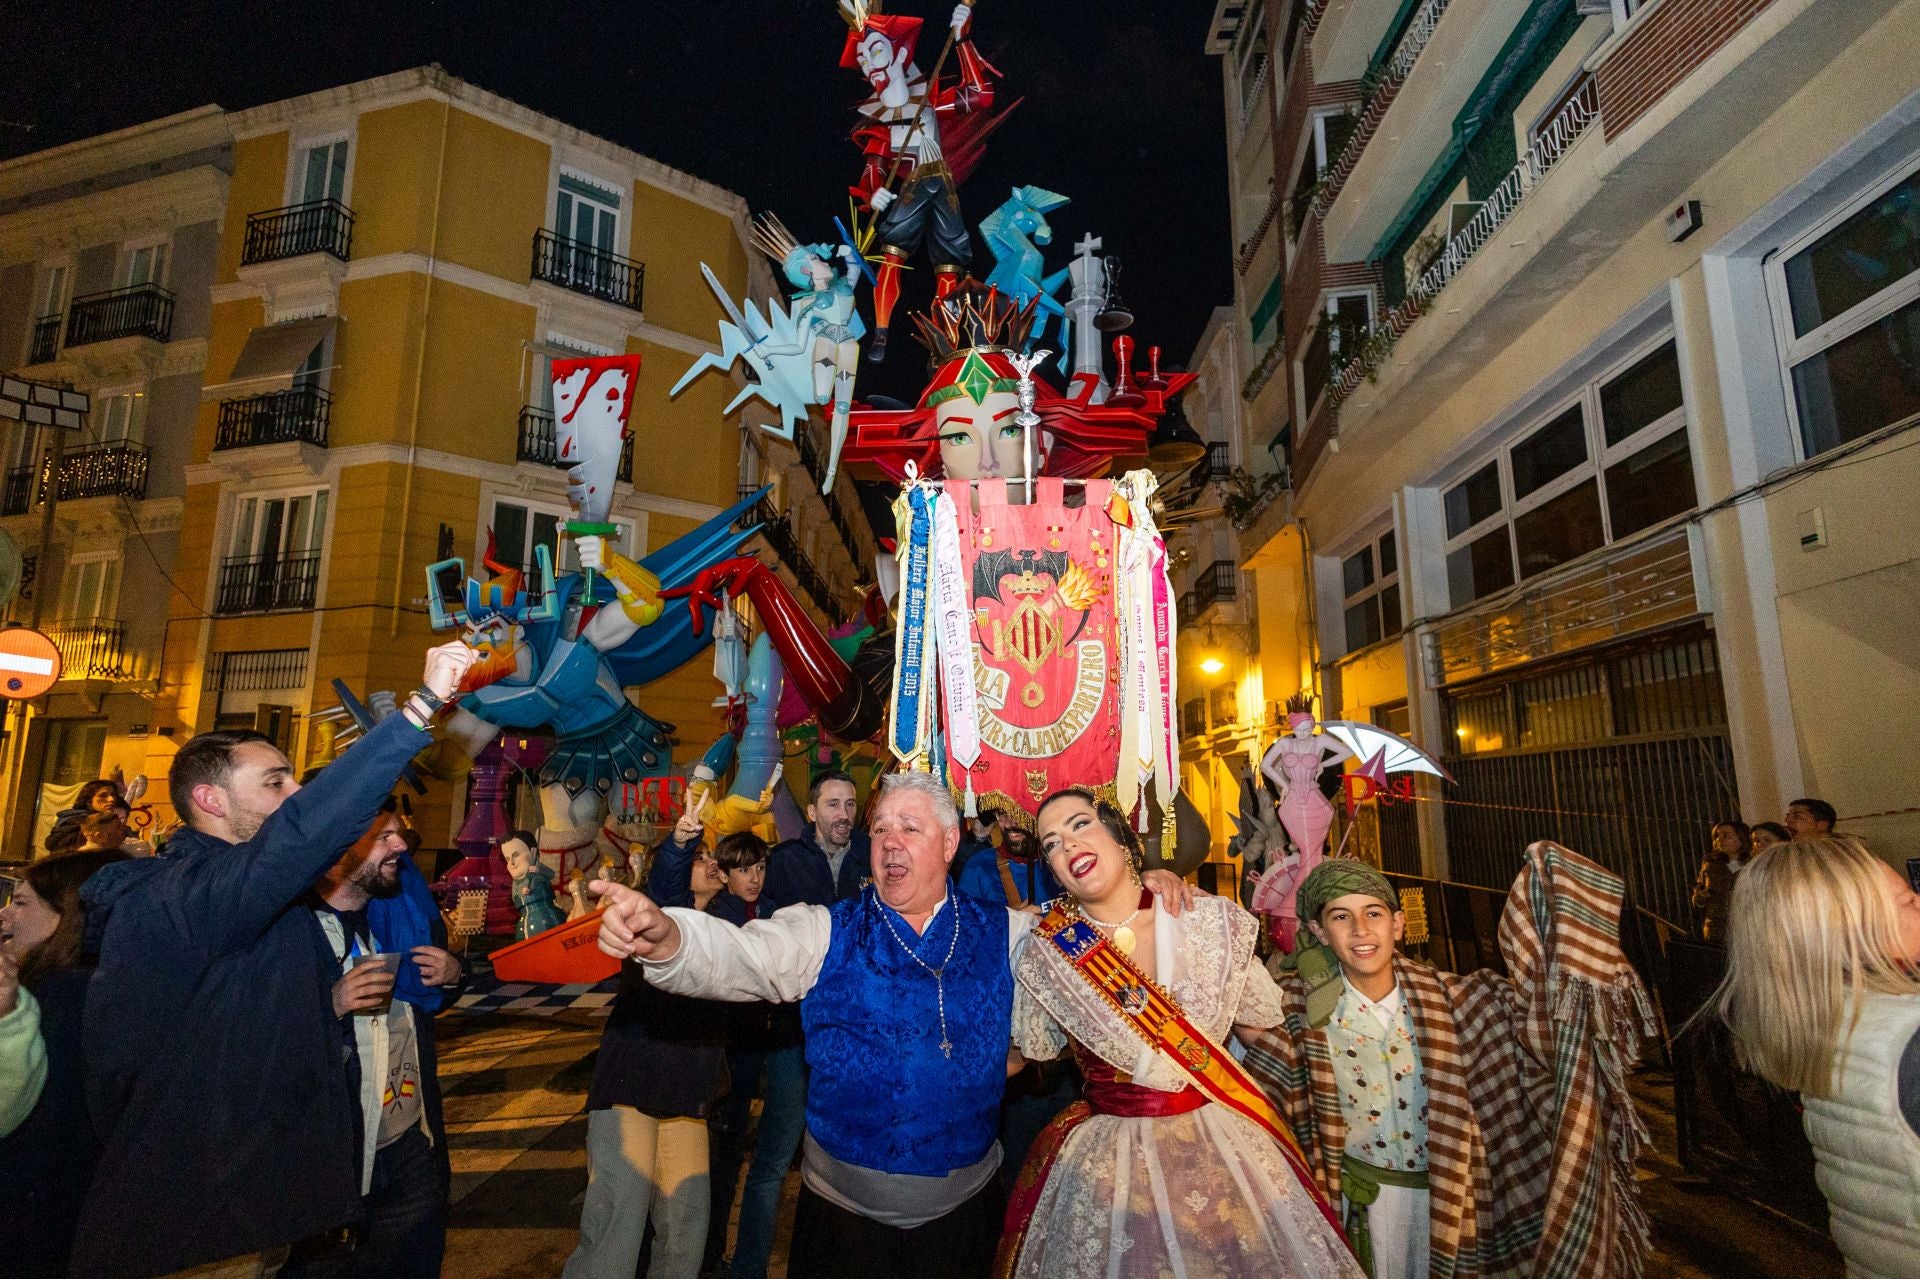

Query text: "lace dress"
[1005, 895, 1362, 1278]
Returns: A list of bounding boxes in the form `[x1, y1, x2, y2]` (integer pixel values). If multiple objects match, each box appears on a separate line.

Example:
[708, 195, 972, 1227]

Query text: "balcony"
[215, 385, 331, 451]
[790, 424, 865, 570]
[1192, 560, 1241, 616]
[44, 443, 150, 503]
[1, 468, 31, 517]
[65, 283, 174, 347]
[530, 230, 646, 313]
[241, 199, 355, 266]
[741, 498, 844, 624]
[47, 621, 128, 680]
[516, 407, 634, 481]
[215, 550, 321, 616]
[1310, 0, 1399, 82]
[1180, 697, 1207, 740]
[28, 315, 60, 364]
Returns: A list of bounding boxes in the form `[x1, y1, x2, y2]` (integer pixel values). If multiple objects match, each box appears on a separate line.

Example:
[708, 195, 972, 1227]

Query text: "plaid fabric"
[1244, 841, 1653, 1279]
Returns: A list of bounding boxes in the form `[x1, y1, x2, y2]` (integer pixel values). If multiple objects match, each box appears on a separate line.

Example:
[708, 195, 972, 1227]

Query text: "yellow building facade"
[0, 67, 870, 850]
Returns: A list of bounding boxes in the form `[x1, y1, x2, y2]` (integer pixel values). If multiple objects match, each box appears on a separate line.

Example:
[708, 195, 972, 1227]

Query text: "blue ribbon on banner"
[892, 486, 933, 761]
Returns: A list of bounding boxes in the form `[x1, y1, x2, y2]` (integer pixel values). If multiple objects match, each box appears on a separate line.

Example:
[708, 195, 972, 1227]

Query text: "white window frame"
[227, 484, 332, 563]
[554, 168, 623, 251]
[1609, 0, 1655, 33]
[118, 236, 171, 290]
[286, 132, 354, 208]
[92, 385, 148, 448]
[1339, 521, 1402, 654]
[1324, 287, 1375, 363]
[56, 552, 121, 624]
[1309, 107, 1355, 179]
[1437, 329, 1691, 606]
[1763, 152, 1920, 463]
[525, 332, 617, 410]
[484, 493, 635, 577]
[36, 259, 72, 318]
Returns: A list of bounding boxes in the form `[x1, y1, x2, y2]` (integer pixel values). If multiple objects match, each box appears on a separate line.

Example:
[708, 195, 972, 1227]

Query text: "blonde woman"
[1709, 836, 1920, 1279]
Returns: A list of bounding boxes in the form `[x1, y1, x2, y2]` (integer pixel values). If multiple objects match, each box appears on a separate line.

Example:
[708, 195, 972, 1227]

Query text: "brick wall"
[1597, 0, 1778, 140]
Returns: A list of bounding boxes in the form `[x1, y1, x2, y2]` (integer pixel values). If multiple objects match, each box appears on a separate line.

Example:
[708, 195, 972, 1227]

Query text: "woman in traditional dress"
[996, 788, 1361, 1278]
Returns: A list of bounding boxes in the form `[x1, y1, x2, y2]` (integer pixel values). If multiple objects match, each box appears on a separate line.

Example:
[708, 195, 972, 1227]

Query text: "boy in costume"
[1244, 851, 1655, 1279]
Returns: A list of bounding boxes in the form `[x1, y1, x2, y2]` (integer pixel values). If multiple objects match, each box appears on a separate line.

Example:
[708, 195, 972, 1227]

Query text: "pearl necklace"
[876, 896, 962, 1059]
[1078, 893, 1146, 956]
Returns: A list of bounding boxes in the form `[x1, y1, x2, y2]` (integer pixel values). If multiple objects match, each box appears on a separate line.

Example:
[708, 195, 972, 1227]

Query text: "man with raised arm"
[592, 771, 1192, 1279]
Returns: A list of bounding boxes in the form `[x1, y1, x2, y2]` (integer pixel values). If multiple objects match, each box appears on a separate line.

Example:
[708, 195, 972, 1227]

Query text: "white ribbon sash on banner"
[929, 486, 981, 813]
[1111, 469, 1179, 828]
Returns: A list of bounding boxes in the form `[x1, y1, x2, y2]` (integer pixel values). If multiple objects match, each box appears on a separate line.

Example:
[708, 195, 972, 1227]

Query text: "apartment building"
[0, 67, 867, 845]
[0, 108, 230, 849]
[1211, 0, 1920, 922]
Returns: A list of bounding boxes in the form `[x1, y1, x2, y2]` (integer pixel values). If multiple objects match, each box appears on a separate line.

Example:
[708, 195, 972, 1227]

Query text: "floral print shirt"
[1324, 982, 1430, 1172]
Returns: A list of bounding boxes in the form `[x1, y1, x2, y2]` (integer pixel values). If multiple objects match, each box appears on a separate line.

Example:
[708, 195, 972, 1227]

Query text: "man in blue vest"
[590, 772, 1190, 1278]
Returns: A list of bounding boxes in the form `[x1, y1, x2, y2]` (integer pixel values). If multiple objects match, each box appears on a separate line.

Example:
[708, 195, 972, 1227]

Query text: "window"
[1341, 526, 1402, 653]
[556, 173, 620, 252]
[58, 557, 120, 622]
[1301, 291, 1373, 413]
[1313, 110, 1356, 179]
[120, 241, 170, 290]
[95, 389, 146, 446]
[1771, 163, 1920, 459]
[38, 264, 69, 318]
[491, 497, 631, 575]
[231, 489, 329, 564]
[298, 139, 349, 205]
[1439, 336, 1695, 608]
[1609, 0, 1651, 30]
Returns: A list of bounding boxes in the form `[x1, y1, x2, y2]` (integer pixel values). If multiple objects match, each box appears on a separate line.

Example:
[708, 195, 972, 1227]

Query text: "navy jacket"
[4, 967, 98, 1278]
[764, 828, 871, 908]
[75, 715, 428, 1277]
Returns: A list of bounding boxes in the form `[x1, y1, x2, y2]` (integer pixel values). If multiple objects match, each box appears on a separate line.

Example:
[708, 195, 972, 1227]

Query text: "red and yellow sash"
[1036, 902, 1344, 1233]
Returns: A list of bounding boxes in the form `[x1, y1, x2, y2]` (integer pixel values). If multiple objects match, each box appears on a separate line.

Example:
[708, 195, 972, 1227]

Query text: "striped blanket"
[1243, 842, 1656, 1278]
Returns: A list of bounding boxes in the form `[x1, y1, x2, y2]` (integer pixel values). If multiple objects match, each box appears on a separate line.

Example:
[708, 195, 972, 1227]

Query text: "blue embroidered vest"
[802, 887, 1011, 1175]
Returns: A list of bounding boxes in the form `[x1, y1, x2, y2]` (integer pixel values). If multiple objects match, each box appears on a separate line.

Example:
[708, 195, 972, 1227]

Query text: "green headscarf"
[1293, 859, 1399, 1029]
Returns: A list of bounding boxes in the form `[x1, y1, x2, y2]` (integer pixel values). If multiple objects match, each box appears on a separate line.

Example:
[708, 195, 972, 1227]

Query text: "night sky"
[6, 0, 1232, 406]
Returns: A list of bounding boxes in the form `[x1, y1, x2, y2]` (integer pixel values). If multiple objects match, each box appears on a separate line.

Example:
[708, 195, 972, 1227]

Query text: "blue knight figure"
[427, 489, 766, 889]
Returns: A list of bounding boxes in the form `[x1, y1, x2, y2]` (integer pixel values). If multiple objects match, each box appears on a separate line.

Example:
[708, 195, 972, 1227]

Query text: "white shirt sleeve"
[641, 903, 834, 1002]
[1006, 907, 1038, 965]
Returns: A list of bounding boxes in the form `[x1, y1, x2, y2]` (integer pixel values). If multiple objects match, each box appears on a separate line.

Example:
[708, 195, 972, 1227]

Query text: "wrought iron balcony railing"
[65, 283, 174, 347]
[740, 498, 843, 623]
[215, 550, 321, 616]
[1192, 560, 1240, 615]
[215, 385, 331, 451]
[29, 314, 60, 364]
[47, 621, 128, 680]
[241, 199, 355, 266]
[516, 407, 634, 480]
[43, 442, 150, 502]
[530, 229, 646, 313]
[1, 468, 32, 517]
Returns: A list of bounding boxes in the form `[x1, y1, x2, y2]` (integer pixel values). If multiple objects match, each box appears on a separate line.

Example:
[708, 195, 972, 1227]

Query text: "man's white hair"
[875, 769, 959, 832]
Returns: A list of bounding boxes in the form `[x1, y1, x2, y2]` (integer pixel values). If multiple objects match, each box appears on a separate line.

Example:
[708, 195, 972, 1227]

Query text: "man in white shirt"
[592, 772, 1189, 1278]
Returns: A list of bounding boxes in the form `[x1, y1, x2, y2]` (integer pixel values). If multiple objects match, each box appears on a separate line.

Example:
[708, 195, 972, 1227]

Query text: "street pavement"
[435, 1012, 1842, 1279]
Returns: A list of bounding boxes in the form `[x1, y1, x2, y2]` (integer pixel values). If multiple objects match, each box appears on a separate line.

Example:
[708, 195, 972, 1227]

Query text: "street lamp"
[1199, 655, 1225, 675]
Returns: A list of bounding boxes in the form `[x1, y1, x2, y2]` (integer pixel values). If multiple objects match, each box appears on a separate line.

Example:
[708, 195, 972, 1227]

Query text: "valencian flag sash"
[1037, 901, 1346, 1237]
[945, 476, 1117, 825]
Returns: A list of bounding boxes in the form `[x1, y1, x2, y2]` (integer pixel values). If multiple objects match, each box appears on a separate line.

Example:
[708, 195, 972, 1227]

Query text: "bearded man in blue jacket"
[74, 642, 474, 1278]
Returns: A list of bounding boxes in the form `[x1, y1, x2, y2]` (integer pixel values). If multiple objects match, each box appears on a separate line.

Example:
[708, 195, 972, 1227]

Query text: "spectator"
[734, 771, 867, 1279]
[43, 821, 85, 856]
[1784, 797, 1837, 838]
[1690, 820, 1751, 943]
[1, 947, 46, 1139]
[563, 806, 733, 1279]
[0, 849, 131, 1277]
[957, 825, 1060, 912]
[296, 798, 464, 1279]
[77, 811, 129, 853]
[764, 770, 869, 908]
[950, 809, 999, 884]
[710, 831, 772, 924]
[1706, 835, 1920, 1277]
[1750, 821, 1790, 853]
[71, 642, 472, 1279]
[43, 780, 124, 856]
[107, 800, 155, 857]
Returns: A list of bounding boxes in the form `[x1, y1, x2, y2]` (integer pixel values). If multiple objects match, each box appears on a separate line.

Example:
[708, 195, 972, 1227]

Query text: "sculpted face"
[502, 837, 537, 878]
[460, 616, 534, 691]
[935, 390, 1048, 481]
[868, 787, 958, 917]
[856, 32, 905, 93]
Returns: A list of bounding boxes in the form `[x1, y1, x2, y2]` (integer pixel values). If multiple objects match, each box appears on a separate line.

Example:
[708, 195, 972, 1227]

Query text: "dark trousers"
[878, 174, 972, 268]
[787, 1175, 1004, 1279]
[704, 1048, 765, 1269]
[285, 1126, 447, 1279]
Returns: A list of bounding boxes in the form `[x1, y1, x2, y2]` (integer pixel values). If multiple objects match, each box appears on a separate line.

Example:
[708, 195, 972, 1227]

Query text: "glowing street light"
[1199, 655, 1225, 675]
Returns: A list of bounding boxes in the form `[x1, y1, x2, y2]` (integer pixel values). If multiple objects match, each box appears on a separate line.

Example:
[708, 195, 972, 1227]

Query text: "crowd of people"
[5, 649, 1919, 1279]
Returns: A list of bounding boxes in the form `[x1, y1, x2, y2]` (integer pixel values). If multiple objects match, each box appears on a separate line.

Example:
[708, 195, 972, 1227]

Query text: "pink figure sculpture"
[1251, 697, 1354, 953]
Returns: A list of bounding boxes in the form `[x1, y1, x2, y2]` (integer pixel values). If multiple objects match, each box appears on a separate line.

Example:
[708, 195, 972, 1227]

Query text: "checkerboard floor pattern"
[448, 956, 619, 1019]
